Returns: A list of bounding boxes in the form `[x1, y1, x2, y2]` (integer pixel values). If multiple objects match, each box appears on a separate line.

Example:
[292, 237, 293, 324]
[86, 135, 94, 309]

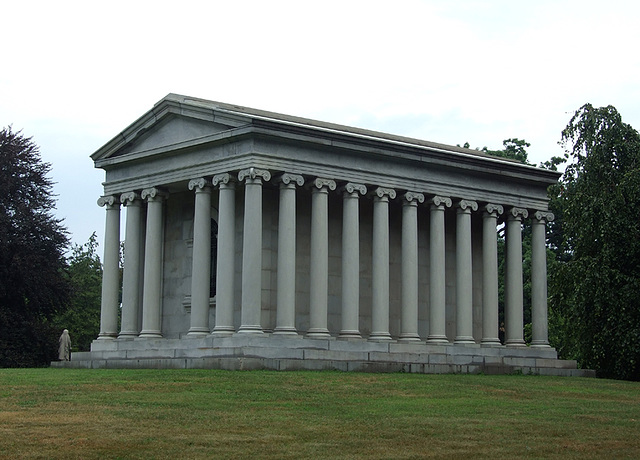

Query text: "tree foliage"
[550, 104, 640, 380]
[53, 233, 102, 352]
[482, 138, 531, 164]
[0, 126, 70, 367]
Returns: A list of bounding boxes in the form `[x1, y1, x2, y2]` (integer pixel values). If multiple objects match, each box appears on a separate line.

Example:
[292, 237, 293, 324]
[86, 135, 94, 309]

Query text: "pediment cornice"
[91, 94, 562, 189]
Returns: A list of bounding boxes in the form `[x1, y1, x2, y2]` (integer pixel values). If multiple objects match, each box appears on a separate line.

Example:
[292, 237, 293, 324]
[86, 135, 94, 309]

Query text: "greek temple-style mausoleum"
[55, 94, 592, 376]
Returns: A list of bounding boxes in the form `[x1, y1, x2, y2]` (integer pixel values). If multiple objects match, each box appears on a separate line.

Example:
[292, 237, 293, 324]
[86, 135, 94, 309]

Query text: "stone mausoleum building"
[58, 94, 592, 376]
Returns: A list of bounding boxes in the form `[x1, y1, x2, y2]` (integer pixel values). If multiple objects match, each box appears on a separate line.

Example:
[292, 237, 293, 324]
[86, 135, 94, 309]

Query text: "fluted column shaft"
[140, 188, 166, 338]
[98, 196, 121, 340]
[531, 211, 554, 347]
[119, 192, 142, 338]
[399, 192, 424, 342]
[427, 196, 452, 343]
[238, 168, 270, 334]
[339, 183, 367, 339]
[188, 178, 212, 336]
[455, 200, 478, 344]
[212, 174, 236, 335]
[370, 187, 396, 341]
[308, 178, 336, 338]
[274, 173, 304, 335]
[505, 207, 528, 347]
[481, 204, 503, 346]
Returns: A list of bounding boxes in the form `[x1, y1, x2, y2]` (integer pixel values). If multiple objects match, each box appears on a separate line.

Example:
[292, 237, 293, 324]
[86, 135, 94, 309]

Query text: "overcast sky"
[2, 0, 639, 251]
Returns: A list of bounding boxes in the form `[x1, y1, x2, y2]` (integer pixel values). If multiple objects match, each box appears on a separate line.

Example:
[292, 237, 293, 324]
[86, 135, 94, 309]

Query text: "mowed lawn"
[0, 369, 638, 459]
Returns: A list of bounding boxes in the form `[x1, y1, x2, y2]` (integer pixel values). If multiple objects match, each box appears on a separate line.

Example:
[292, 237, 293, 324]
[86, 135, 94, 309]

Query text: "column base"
[139, 331, 163, 338]
[398, 333, 421, 342]
[307, 328, 331, 339]
[426, 335, 449, 344]
[273, 327, 299, 336]
[530, 341, 551, 348]
[454, 336, 475, 345]
[339, 330, 362, 340]
[369, 332, 393, 342]
[237, 325, 264, 334]
[505, 339, 527, 347]
[97, 333, 117, 340]
[211, 326, 235, 336]
[117, 331, 139, 339]
[187, 328, 210, 337]
[480, 339, 502, 347]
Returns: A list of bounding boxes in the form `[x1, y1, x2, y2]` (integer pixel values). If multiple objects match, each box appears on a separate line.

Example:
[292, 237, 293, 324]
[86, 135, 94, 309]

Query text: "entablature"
[95, 95, 559, 211]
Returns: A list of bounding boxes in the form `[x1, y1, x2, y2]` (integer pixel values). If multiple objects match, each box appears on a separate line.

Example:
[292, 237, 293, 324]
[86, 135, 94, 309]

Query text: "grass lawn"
[0, 369, 638, 459]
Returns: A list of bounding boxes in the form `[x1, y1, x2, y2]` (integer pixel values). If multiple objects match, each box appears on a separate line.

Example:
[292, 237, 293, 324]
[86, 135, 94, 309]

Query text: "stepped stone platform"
[51, 335, 595, 377]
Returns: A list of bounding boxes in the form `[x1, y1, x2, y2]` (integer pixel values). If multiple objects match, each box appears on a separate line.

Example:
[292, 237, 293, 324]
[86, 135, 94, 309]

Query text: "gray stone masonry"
[79, 95, 595, 377]
[52, 335, 595, 377]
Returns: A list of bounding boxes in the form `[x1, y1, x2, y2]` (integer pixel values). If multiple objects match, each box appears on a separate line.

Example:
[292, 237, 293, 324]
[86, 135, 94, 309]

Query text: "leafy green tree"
[483, 138, 531, 164]
[53, 233, 102, 352]
[551, 104, 640, 380]
[0, 126, 70, 367]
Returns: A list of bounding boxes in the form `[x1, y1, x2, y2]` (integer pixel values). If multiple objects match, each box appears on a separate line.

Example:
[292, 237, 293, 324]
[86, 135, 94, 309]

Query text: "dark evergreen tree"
[0, 126, 70, 367]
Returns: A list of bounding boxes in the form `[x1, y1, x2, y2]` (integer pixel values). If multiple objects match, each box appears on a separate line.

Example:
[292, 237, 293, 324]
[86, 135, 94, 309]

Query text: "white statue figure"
[58, 329, 71, 361]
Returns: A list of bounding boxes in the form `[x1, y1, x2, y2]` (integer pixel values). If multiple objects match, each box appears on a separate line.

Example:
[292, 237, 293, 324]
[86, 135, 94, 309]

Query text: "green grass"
[0, 369, 638, 459]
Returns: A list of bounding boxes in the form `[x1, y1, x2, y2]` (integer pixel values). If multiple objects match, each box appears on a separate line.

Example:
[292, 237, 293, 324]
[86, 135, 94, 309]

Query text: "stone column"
[237, 168, 270, 334]
[454, 199, 478, 344]
[139, 187, 167, 338]
[399, 191, 424, 342]
[97, 195, 121, 340]
[481, 204, 503, 346]
[211, 173, 236, 336]
[119, 192, 142, 338]
[531, 210, 554, 348]
[187, 178, 212, 336]
[370, 187, 396, 341]
[274, 173, 304, 335]
[308, 177, 336, 338]
[339, 182, 367, 339]
[505, 207, 528, 347]
[427, 195, 452, 344]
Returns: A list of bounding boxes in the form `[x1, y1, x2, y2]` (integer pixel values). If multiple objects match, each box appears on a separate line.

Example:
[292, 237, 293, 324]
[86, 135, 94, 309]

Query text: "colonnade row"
[97, 167, 554, 347]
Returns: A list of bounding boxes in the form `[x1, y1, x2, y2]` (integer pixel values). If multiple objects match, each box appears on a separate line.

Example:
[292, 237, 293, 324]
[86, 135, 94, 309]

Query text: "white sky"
[2, 0, 639, 250]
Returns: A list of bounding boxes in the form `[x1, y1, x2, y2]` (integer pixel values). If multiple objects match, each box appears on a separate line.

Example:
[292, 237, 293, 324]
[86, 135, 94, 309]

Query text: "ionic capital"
[373, 187, 396, 200]
[430, 195, 452, 208]
[484, 203, 504, 216]
[342, 182, 367, 196]
[212, 173, 236, 187]
[97, 195, 119, 208]
[238, 167, 271, 183]
[508, 206, 529, 220]
[141, 187, 167, 201]
[534, 210, 555, 223]
[403, 191, 425, 204]
[457, 199, 478, 212]
[120, 192, 141, 206]
[278, 173, 305, 187]
[188, 177, 212, 192]
[311, 177, 337, 191]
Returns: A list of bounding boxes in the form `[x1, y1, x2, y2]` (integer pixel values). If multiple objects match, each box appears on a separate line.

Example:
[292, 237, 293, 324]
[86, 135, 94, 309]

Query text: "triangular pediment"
[91, 94, 254, 163]
[112, 115, 236, 158]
